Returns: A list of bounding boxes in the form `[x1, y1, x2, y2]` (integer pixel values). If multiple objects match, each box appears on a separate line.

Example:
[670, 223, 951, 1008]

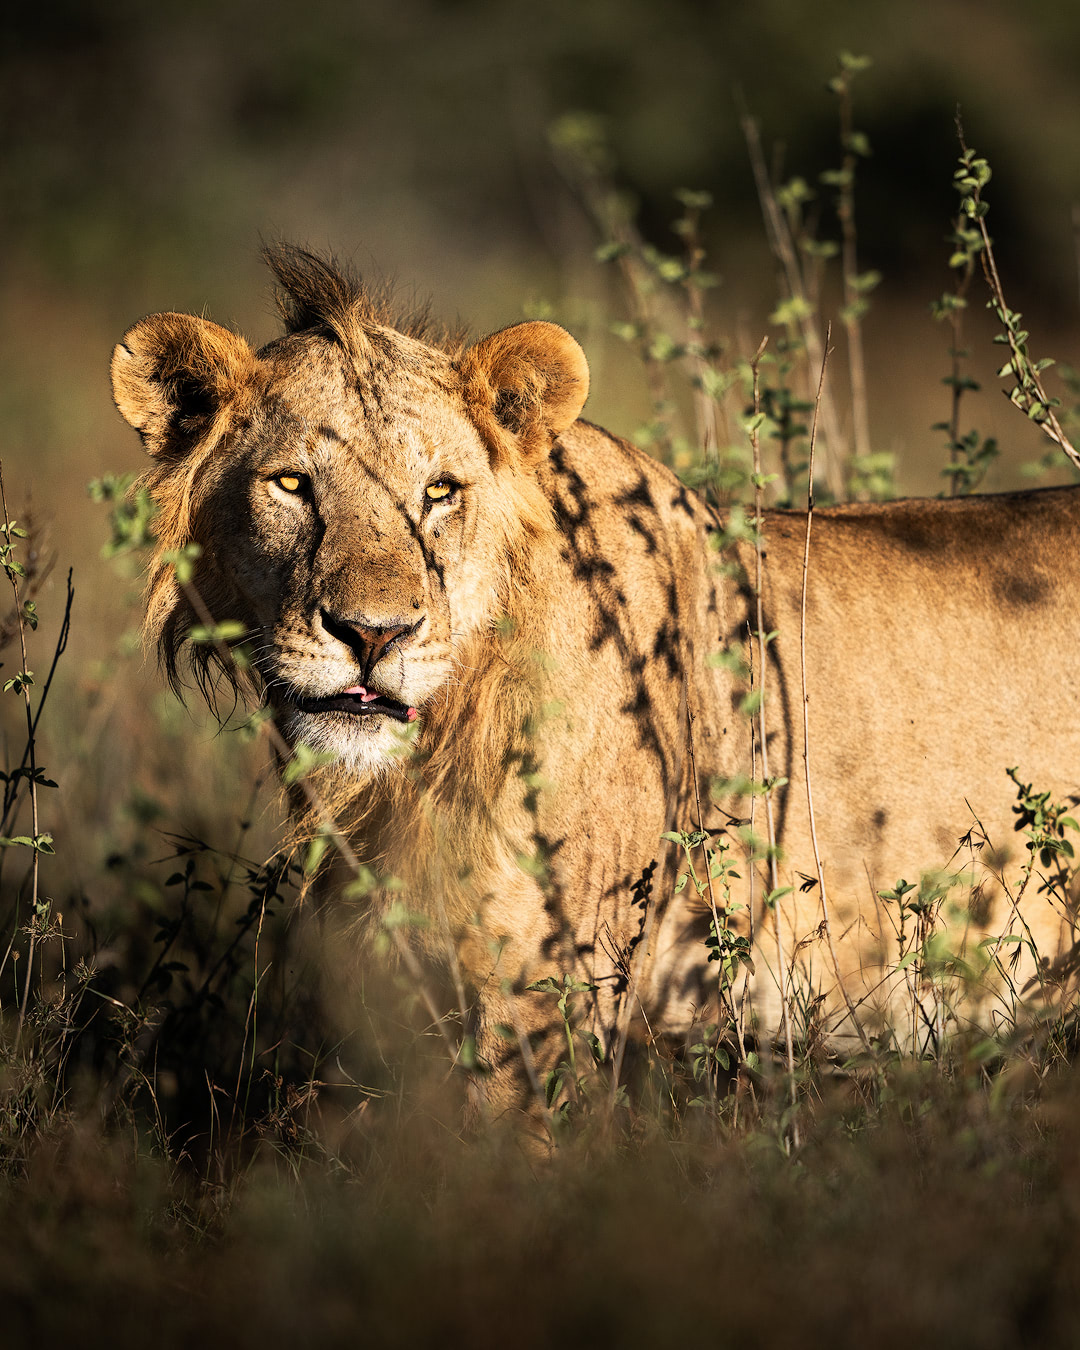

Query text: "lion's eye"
[425, 481, 457, 503]
[274, 473, 306, 494]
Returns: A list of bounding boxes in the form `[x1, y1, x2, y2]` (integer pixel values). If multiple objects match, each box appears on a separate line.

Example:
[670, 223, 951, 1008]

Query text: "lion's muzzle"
[319, 609, 424, 686]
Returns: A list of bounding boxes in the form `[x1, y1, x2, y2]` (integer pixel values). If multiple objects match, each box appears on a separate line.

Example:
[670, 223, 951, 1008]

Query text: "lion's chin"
[280, 704, 419, 780]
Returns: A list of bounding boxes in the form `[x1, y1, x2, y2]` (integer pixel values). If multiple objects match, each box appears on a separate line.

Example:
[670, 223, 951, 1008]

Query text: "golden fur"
[112, 246, 1080, 1124]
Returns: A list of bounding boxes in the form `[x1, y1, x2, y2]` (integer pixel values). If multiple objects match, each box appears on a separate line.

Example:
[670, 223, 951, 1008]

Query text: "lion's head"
[110, 247, 589, 779]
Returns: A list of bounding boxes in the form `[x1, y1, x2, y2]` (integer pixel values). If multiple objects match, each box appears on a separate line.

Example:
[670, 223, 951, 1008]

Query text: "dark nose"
[320, 609, 422, 684]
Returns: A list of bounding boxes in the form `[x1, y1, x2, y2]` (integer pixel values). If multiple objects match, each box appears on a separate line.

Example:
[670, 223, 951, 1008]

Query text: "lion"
[111, 245, 1080, 1126]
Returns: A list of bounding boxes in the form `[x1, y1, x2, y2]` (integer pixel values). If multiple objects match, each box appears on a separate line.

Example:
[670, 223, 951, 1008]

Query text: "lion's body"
[747, 488, 1080, 1049]
[112, 248, 1080, 1125]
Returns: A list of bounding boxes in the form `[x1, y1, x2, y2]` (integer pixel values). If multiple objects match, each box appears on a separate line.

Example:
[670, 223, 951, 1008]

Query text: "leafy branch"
[955, 120, 1080, 469]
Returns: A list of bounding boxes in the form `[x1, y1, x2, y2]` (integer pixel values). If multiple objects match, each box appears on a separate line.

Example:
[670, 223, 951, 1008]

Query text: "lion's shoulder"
[545, 418, 716, 551]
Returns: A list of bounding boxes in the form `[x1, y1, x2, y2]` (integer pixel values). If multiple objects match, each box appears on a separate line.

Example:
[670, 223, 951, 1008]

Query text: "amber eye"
[274, 473, 305, 494]
[425, 480, 456, 503]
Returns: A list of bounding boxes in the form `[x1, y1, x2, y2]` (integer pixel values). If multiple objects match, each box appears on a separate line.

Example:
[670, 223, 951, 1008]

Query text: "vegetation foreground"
[3, 61, 1080, 1345]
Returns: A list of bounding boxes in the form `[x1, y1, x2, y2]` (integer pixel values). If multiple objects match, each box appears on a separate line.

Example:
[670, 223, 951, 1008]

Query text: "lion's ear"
[459, 321, 589, 466]
[111, 312, 257, 458]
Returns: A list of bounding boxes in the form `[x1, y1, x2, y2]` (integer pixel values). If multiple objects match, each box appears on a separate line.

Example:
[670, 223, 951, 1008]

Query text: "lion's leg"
[465, 990, 567, 1150]
[467, 978, 623, 1148]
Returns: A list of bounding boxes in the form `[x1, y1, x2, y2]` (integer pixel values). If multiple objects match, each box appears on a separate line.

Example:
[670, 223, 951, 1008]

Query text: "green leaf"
[838, 50, 873, 73]
[380, 900, 430, 932]
[770, 295, 813, 327]
[845, 130, 872, 158]
[850, 269, 882, 294]
[799, 238, 839, 260]
[304, 831, 332, 875]
[655, 258, 687, 285]
[649, 332, 682, 361]
[162, 543, 203, 586]
[516, 850, 547, 879]
[282, 742, 338, 785]
[0, 826, 49, 847]
[188, 620, 247, 644]
[526, 977, 563, 996]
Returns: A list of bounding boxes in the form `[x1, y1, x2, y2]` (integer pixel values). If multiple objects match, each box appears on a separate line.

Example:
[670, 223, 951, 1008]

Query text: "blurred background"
[2, 0, 1080, 1015]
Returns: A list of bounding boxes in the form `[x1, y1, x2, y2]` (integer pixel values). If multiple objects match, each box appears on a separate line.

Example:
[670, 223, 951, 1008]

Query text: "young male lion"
[111, 246, 1080, 1128]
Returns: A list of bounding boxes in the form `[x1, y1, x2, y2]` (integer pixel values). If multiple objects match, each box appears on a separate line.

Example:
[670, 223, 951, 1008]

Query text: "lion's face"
[214, 332, 518, 775]
[111, 252, 588, 779]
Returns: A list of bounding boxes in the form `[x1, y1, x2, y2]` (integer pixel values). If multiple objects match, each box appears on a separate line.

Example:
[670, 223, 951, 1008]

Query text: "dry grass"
[4, 1072, 1080, 1348]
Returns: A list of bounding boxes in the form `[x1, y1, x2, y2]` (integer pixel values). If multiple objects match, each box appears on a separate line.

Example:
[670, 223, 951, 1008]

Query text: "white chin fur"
[281, 707, 416, 779]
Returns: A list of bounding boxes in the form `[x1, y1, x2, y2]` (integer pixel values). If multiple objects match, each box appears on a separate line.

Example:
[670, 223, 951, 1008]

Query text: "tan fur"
[112, 246, 1080, 1126]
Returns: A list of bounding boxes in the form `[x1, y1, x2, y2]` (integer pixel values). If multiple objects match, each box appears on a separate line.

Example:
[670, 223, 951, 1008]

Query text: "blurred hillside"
[2, 0, 1080, 893]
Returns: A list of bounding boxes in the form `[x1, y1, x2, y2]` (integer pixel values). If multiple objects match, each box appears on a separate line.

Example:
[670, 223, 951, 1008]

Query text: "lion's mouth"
[290, 685, 419, 725]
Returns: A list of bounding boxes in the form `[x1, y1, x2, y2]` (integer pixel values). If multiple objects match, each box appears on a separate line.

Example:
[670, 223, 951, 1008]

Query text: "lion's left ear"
[111, 312, 258, 460]
[458, 321, 589, 467]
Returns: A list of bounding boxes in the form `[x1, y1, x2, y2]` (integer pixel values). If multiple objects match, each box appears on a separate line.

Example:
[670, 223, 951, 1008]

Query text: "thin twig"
[0, 465, 42, 1054]
[740, 106, 847, 499]
[0, 571, 71, 834]
[749, 340, 800, 1143]
[677, 199, 726, 461]
[798, 325, 871, 1053]
[833, 76, 872, 465]
[685, 695, 747, 1061]
[608, 868, 659, 1114]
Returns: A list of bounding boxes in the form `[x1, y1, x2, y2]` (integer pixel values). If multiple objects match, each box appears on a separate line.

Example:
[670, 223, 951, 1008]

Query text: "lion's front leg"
[465, 988, 566, 1149]
[467, 971, 626, 1150]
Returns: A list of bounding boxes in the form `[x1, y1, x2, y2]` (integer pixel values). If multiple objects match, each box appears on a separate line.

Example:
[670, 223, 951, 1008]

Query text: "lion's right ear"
[111, 313, 257, 458]
[458, 321, 590, 469]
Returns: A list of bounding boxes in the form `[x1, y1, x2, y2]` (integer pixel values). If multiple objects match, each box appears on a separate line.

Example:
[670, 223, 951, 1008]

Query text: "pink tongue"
[342, 684, 380, 703]
[343, 685, 419, 720]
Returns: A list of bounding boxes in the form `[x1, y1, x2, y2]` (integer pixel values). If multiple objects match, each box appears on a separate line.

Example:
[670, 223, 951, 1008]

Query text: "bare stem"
[0, 465, 42, 1054]
[749, 342, 800, 1143]
[942, 214, 977, 496]
[685, 696, 747, 1061]
[677, 200, 726, 460]
[799, 327, 871, 1053]
[741, 108, 847, 499]
[834, 82, 871, 465]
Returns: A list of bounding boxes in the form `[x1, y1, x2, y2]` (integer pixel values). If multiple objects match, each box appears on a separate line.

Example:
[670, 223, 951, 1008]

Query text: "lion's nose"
[320, 609, 423, 683]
